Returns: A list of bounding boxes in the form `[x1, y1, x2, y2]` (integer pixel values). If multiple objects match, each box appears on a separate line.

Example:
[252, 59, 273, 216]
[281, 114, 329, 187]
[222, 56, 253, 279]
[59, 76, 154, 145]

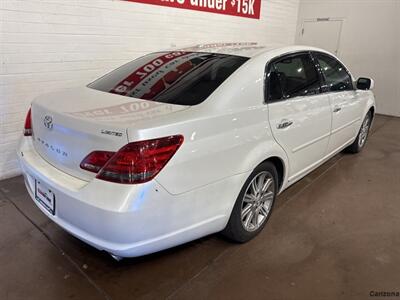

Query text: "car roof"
[176, 43, 329, 58]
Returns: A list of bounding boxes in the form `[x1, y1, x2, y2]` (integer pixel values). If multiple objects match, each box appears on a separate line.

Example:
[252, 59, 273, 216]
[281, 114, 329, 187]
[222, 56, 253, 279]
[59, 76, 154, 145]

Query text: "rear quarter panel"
[153, 107, 288, 195]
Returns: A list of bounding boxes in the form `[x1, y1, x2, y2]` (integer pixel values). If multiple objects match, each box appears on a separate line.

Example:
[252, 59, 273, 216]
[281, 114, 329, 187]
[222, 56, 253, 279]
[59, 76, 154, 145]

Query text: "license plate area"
[35, 179, 55, 215]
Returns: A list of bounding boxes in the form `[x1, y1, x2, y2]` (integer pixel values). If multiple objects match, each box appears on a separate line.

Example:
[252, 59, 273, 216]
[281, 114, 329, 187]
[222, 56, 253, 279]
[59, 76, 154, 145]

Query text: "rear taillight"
[80, 135, 184, 184]
[23, 108, 33, 136]
[80, 151, 116, 173]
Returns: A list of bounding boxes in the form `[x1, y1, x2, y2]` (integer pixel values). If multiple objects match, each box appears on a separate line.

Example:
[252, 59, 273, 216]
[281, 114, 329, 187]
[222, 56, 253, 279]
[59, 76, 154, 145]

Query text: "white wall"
[296, 0, 400, 117]
[0, 0, 300, 180]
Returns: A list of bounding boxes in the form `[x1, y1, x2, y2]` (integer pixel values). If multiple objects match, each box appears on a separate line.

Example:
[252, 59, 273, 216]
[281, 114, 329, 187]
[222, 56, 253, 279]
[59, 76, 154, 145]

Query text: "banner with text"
[124, 0, 261, 19]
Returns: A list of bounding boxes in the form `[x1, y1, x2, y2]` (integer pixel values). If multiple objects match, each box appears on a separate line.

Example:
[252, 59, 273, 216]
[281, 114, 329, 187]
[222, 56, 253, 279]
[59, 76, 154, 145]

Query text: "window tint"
[314, 53, 353, 92]
[268, 54, 321, 101]
[88, 51, 248, 106]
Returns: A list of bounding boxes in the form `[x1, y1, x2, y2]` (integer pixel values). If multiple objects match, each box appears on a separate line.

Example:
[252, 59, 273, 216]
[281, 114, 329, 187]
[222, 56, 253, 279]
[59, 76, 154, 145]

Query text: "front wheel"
[346, 112, 372, 153]
[222, 162, 278, 243]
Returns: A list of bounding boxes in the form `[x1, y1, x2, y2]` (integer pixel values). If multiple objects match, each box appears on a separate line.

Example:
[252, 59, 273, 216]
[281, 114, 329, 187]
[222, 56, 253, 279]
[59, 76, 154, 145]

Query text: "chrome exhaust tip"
[109, 253, 123, 262]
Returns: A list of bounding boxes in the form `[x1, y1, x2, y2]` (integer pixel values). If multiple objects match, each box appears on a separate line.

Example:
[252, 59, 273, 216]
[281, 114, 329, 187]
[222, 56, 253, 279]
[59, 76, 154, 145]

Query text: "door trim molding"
[331, 118, 361, 135]
[288, 136, 354, 183]
[292, 132, 330, 153]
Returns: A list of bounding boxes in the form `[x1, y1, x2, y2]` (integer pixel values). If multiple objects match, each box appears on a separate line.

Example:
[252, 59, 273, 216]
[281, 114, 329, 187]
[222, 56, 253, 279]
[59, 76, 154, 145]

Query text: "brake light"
[80, 151, 116, 173]
[80, 135, 184, 184]
[23, 108, 33, 136]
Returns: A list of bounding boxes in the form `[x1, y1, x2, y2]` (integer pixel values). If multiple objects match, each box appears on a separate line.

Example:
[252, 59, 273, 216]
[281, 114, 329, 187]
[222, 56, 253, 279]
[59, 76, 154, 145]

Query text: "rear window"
[88, 51, 249, 106]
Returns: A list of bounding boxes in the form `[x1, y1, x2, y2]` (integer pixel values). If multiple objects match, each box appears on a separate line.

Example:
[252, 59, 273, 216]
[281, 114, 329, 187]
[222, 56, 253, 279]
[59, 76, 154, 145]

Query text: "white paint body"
[18, 45, 375, 257]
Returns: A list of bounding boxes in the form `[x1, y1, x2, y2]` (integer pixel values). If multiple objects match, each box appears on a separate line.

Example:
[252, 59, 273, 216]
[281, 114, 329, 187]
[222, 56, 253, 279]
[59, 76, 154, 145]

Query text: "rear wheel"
[222, 162, 278, 243]
[346, 112, 372, 153]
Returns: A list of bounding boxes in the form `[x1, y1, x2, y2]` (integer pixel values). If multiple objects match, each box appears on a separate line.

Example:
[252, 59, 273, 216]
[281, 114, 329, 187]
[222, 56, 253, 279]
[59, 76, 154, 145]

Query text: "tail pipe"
[109, 253, 123, 262]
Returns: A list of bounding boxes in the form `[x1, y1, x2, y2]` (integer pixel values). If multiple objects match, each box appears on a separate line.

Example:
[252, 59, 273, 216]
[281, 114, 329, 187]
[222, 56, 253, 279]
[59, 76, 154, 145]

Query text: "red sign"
[124, 0, 261, 19]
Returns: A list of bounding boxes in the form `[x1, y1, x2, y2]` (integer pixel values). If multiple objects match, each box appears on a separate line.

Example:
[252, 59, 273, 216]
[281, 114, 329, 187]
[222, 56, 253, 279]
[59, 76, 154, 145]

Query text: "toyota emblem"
[43, 115, 53, 130]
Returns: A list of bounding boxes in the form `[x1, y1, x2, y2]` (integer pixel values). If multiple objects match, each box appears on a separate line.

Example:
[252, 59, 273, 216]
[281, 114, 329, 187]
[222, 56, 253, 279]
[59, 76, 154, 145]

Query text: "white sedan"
[18, 44, 375, 259]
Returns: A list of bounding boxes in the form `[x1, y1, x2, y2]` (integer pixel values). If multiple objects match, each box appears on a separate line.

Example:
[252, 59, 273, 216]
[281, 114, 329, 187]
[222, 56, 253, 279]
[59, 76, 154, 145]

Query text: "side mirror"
[357, 77, 374, 90]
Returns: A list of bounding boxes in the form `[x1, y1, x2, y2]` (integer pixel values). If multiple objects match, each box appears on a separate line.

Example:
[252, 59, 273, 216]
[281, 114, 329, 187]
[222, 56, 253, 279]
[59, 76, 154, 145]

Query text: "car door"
[312, 52, 363, 155]
[267, 52, 332, 183]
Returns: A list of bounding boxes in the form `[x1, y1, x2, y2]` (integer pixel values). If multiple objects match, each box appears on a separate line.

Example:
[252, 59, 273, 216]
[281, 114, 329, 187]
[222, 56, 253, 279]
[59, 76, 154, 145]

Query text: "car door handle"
[333, 106, 342, 113]
[277, 119, 293, 129]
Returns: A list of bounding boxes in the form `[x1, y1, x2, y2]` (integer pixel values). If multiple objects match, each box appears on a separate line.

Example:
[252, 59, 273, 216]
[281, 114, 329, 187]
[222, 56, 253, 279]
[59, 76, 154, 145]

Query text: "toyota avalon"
[18, 44, 375, 259]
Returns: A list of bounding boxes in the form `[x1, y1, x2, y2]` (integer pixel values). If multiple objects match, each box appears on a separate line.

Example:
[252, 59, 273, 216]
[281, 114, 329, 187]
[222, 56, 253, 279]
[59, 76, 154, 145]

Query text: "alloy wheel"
[358, 115, 371, 148]
[241, 171, 275, 232]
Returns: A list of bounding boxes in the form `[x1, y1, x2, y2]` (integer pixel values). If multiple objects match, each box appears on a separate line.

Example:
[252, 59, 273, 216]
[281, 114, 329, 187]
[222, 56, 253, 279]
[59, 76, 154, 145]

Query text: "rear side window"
[268, 53, 321, 101]
[314, 53, 354, 92]
[88, 51, 248, 106]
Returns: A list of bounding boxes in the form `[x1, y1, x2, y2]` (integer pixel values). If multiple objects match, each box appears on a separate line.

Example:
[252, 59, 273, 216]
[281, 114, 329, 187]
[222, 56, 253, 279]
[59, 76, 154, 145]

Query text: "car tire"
[346, 111, 372, 154]
[222, 161, 278, 243]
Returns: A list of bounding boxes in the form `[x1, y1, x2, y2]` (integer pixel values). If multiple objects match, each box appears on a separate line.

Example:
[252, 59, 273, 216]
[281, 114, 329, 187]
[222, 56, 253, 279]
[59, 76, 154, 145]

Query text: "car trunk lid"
[31, 87, 189, 181]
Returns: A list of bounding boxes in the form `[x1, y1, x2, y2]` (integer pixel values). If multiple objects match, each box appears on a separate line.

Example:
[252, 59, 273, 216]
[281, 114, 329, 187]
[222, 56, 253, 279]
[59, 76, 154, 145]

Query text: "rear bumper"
[18, 138, 247, 257]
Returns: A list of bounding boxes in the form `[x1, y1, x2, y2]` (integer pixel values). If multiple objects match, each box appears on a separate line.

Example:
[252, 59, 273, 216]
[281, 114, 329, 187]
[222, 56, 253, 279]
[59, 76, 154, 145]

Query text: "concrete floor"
[0, 115, 399, 300]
